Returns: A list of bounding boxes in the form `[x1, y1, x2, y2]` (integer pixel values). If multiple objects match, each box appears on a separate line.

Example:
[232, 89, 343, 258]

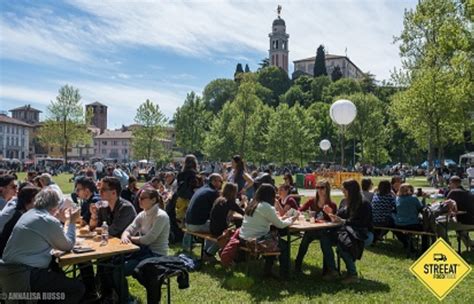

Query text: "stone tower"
[86, 101, 107, 133]
[269, 5, 289, 73]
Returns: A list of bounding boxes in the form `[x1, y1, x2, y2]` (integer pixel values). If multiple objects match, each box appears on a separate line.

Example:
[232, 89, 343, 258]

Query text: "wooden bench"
[239, 246, 280, 274]
[182, 229, 218, 260]
[373, 226, 436, 257]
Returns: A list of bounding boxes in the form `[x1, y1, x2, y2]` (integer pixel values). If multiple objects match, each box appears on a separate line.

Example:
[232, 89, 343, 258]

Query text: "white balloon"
[329, 99, 357, 125]
[320, 139, 331, 151]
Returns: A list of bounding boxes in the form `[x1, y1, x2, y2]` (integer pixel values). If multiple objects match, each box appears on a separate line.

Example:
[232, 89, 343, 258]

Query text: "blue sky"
[0, 0, 417, 128]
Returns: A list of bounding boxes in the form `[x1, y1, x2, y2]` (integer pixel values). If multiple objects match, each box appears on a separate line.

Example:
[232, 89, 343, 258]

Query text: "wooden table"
[58, 237, 139, 267]
[58, 234, 139, 302]
[285, 220, 342, 275]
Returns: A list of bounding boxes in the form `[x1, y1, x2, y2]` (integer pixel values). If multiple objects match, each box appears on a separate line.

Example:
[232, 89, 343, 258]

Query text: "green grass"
[16, 173, 473, 303]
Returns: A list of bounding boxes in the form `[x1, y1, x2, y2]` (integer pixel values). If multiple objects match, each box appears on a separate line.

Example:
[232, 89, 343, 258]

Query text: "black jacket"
[447, 188, 474, 224]
[133, 256, 190, 303]
[177, 170, 198, 200]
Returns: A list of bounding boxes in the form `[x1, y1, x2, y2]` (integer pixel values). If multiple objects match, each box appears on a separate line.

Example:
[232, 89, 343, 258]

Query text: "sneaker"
[322, 270, 339, 281]
[341, 274, 359, 284]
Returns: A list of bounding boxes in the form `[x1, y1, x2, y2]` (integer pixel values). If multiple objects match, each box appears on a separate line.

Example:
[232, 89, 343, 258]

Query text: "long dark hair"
[232, 155, 245, 176]
[245, 183, 275, 216]
[214, 182, 238, 207]
[315, 180, 331, 207]
[342, 179, 363, 218]
[17, 185, 40, 212]
[183, 154, 198, 172]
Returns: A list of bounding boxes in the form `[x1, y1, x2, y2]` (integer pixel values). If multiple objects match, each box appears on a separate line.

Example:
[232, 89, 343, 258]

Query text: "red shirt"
[299, 198, 337, 222]
[276, 196, 299, 216]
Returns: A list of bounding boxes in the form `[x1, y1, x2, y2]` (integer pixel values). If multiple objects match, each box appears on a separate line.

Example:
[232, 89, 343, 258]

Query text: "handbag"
[247, 230, 280, 253]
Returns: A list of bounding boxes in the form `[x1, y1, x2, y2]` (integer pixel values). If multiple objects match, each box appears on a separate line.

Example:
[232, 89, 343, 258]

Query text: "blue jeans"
[184, 221, 218, 255]
[320, 230, 373, 276]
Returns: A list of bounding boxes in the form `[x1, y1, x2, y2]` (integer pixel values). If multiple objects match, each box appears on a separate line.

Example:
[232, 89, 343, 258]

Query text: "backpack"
[422, 201, 450, 233]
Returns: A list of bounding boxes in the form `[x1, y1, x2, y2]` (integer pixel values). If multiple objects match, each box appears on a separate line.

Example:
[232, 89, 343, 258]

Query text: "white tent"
[459, 152, 474, 165]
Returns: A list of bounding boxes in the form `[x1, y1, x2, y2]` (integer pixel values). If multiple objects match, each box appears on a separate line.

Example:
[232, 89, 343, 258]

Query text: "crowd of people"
[0, 155, 473, 303]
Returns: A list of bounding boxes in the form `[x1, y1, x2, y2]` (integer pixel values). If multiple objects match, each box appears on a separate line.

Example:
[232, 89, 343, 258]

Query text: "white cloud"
[0, 82, 187, 128]
[0, 0, 416, 80]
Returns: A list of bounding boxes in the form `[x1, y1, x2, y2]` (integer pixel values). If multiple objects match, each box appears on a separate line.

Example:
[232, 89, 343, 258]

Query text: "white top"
[124, 204, 170, 256]
[239, 201, 292, 240]
[467, 167, 474, 178]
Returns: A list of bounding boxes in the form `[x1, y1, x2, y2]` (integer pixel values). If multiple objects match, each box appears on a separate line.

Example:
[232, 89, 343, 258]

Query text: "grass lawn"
[14, 173, 473, 303]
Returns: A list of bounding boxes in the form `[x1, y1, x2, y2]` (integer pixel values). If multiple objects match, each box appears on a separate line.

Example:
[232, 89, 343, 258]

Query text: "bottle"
[101, 221, 109, 245]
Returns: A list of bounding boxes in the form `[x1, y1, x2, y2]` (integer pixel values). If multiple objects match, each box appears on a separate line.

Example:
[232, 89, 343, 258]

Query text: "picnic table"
[57, 231, 139, 302]
[285, 220, 342, 275]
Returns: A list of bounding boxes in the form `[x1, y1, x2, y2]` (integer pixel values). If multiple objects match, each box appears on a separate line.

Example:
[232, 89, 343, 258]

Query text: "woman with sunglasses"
[118, 188, 170, 301]
[319, 179, 373, 284]
[294, 180, 337, 273]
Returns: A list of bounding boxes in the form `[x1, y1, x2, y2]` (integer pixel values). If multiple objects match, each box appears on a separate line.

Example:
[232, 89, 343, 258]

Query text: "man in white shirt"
[466, 164, 474, 188]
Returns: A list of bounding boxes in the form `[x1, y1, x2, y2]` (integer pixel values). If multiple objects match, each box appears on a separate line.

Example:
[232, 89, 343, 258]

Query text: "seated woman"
[0, 184, 40, 255]
[275, 184, 299, 217]
[393, 183, 428, 250]
[295, 180, 337, 273]
[210, 182, 245, 237]
[239, 184, 298, 278]
[117, 188, 170, 301]
[319, 179, 373, 284]
[371, 180, 396, 242]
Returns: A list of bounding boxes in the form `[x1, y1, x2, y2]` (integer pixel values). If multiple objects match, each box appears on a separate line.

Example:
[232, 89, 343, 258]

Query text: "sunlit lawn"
[15, 173, 473, 303]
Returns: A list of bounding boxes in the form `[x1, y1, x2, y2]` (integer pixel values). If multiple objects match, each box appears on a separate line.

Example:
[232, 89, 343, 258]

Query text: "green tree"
[202, 79, 237, 113]
[244, 64, 250, 73]
[307, 102, 338, 161]
[322, 78, 362, 103]
[331, 66, 343, 81]
[290, 103, 317, 166]
[313, 45, 327, 77]
[203, 102, 237, 160]
[132, 99, 168, 162]
[311, 76, 331, 102]
[38, 85, 91, 163]
[359, 72, 377, 93]
[280, 86, 305, 107]
[392, 0, 471, 166]
[174, 92, 212, 155]
[258, 58, 270, 71]
[257, 66, 291, 106]
[234, 63, 244, 81]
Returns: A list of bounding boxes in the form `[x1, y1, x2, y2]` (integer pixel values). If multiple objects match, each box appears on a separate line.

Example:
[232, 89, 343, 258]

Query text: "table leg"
[167, 277, 171, 304]
[287, 231, 291, 276]
[118, 254, 126, 303]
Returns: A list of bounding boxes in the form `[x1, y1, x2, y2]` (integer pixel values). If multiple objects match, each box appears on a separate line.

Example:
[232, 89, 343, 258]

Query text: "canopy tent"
[420, 159, 457, 169]
[459, 152, 474, 165]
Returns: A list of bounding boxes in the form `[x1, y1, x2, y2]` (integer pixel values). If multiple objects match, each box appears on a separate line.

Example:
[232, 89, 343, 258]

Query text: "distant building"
[9, 104, 41, 124]
[86, 102, 108, 133]
[293, 54, 364, 79]
[94, 130, 133, 161]
[0, 114, 32, 159]
[269, 7, 289, 73]
[9, 105, 42, 157]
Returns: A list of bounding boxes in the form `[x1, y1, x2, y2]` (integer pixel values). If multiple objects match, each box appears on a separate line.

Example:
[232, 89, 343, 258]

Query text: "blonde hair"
[397, 183, 413, 196]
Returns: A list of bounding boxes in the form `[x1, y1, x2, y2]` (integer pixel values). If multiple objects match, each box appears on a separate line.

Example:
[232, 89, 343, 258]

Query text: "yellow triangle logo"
[410, 238, 472, 301]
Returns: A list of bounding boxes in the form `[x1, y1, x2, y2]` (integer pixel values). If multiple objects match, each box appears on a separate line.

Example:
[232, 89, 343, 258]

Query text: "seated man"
[437, 176, 474, 249]
[38, 173, 64, 200]
[183, 173, 223, 257]
[2, 189, 85, 303]
[74, 177, 100, 224]
[0, 174, 17, 211]
[82, 177, 137, 301]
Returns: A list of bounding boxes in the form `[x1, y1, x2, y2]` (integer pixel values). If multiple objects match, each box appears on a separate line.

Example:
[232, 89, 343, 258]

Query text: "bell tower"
[269, 5, 289, 73]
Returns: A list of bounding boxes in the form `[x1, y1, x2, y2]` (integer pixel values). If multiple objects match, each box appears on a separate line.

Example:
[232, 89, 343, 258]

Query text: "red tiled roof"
[0, 114, 33, 127]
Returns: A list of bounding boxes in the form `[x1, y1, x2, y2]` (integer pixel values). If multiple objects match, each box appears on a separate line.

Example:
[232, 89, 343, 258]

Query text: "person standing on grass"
[295, 180, 337, 273]
[319, 179, 373, 284]
[226, 155, 254, 196]
[117, 188, 170, 302]
[176, 155, 200, 228]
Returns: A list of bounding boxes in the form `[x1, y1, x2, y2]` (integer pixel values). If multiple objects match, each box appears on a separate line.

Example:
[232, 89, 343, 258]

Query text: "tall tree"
[38, 85, 91, 163]
[174, 92, 212, 155]
[202, 79, 238, 113]
[257, 66, 291, 106]
[311, 76, 331, 102]
[244, 64, 251, 73]
[392, 0, 471, 167]
[331, 66, 343, 81]
[132, 99, 167, 162]
[203, 102, 236, 161]
[234, 63, 244, 81]
[258, 58, 270, 71]
[313, 45, 327, 77]
[359, 72, 377, 93]
[322, 78, 362, 103]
